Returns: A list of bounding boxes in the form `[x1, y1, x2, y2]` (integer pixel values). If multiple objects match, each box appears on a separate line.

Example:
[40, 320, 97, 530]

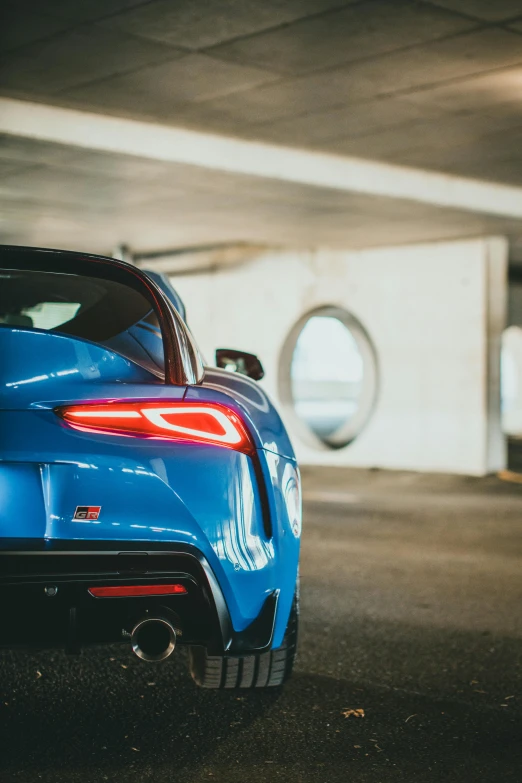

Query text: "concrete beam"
[135, 243, 268, 275]
[3, 97, 522, 220]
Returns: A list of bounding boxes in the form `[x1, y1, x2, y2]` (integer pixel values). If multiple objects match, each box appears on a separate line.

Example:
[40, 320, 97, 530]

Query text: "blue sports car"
[0, 246, 301, 689]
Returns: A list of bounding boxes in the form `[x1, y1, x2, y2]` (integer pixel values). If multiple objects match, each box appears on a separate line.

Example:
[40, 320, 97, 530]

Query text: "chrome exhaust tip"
[131, 616, 177, 663]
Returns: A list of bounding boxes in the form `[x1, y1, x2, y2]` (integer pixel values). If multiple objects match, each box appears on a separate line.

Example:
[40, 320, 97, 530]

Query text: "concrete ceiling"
[3, 0, 522, 184]
[3, 0, 522, 256]
[2, 130, 522, 255]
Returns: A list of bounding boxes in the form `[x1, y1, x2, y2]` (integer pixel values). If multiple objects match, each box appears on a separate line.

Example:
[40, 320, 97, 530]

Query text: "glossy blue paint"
[0, 328, 160, 409]
[0, 324, 300, 648]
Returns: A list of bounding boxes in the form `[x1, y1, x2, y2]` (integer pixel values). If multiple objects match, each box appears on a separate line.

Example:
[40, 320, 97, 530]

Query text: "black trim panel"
[0, 540, 277, 655]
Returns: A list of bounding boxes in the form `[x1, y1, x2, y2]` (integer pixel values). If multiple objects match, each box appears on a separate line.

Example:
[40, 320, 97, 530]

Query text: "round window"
[279, 307, 378, 449]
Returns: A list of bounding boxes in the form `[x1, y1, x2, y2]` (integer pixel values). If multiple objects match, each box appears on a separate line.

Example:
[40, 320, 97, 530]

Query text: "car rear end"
[0, 247, 300, 684]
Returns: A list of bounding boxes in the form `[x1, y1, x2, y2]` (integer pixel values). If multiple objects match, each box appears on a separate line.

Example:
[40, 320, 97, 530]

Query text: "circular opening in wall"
[279, 307, 378, 449]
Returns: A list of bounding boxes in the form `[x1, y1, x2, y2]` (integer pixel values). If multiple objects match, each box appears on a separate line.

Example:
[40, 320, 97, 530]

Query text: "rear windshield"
[0, 269, 165, 376]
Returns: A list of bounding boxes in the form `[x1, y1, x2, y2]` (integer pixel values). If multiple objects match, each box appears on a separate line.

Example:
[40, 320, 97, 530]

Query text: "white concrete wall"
[173, 237, 508, 475]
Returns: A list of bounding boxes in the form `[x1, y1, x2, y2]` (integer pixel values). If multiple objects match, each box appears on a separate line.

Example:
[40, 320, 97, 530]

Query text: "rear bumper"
[0, 540, 278, 656]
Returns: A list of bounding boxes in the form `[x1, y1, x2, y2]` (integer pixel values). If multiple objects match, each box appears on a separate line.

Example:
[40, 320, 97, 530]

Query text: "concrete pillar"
[172, 236, 508, 476]
[505, 281, 522, 436]
[502, 326, 522, 436]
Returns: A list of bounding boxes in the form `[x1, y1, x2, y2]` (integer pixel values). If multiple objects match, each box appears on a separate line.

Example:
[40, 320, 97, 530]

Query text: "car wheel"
[189, 582, 299, 689]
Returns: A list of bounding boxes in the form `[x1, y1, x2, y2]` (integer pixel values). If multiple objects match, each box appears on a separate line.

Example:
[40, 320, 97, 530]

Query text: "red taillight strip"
[56, 402, 255, 455]
[141, 406, 242, 444]
[69, 410, 140, 418]
[88, 584, 187, 598]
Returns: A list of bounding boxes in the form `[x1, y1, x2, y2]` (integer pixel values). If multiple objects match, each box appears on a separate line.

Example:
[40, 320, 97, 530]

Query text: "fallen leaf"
[342, 708, 365, 719]
[121, 664, 128, 670]
[405, 714, 417, 723]
[131, 747, 140, 752]
[36, 671, 42, 680]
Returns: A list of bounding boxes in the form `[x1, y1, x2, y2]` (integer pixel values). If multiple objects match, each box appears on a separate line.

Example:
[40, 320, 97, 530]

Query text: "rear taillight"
[56, 402, 255, 455]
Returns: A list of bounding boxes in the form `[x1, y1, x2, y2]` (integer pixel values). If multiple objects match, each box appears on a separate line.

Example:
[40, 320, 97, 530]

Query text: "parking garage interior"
[1, 1, 522, 781]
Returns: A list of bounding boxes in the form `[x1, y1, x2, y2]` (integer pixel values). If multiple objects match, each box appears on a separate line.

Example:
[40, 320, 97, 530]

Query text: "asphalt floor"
[1, 466, 521, 782]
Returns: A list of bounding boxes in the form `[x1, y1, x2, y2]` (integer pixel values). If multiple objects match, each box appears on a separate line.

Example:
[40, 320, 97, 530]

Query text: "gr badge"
[73, 505, 101, 521]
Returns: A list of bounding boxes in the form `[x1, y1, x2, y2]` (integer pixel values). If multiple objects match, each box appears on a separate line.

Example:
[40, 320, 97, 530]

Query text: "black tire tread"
[189, 585, 299, 690]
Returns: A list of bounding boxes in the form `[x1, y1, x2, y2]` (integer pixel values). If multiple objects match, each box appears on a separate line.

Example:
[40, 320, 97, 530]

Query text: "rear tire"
[189, 584, 299, 689]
